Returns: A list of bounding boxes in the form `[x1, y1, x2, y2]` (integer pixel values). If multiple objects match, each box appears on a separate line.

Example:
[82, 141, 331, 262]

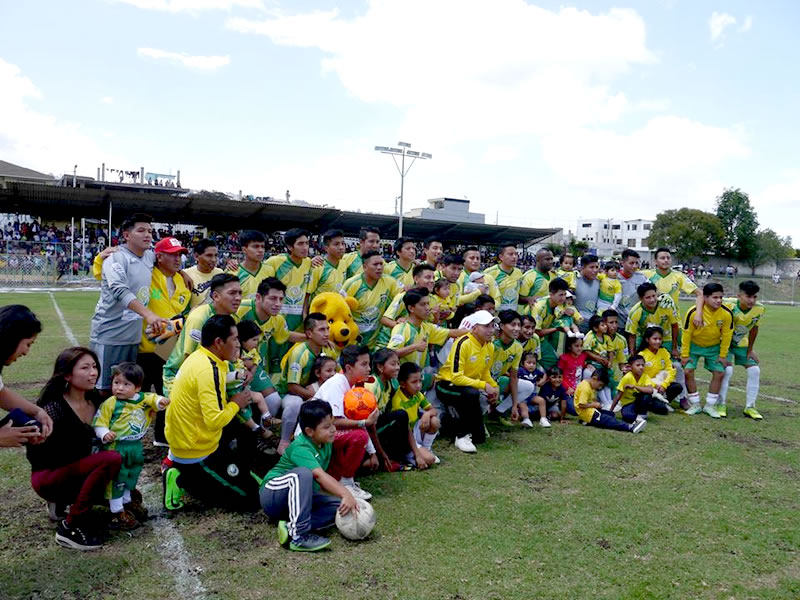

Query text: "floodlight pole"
[374, 141, 432, 237]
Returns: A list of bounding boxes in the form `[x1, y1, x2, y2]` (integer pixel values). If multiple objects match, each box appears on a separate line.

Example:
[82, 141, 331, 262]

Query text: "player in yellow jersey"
[519, 249, 557, 312]
[264, 228, 313, 332]
[341, 250, 400, 350]
[421, 236, 443, 269]
[377, 263, 437, 345]
[384, 237, 417, 290]
[719, 280, 765, 419]
[642, 247, 704, 327]
[184, 239, 224, 309]
[338, 226, 381, 280]
[460, 246, 501, 306]
[233, 230, 273, 300]
[308, 229, 346, 300]
[484, 244, 523, 313]
[681, 283, 734, 418]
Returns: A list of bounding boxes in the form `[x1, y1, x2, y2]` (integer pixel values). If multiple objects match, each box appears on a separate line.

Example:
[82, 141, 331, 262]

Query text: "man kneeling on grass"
[261, 400, 358, 552]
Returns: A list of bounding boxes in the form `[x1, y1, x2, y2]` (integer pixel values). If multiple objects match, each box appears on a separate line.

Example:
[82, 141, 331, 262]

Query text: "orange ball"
[343, 387, 378, 420]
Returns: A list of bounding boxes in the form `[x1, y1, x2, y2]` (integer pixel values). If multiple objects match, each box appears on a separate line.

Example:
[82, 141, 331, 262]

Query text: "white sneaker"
[576, 332, 585, 339]
[566, 331, 575, 338]
[539, 417, 551, 428]
[431, 453, 441, 465]
[344, 482, 372, 501]
[703, 405, 721, 419]
[634, 414, 647, 424]
[521, 418, 533, 428]
[632, 419, 647, 433]
[454, 435, 477, 453]
[685, 404, 702, 415]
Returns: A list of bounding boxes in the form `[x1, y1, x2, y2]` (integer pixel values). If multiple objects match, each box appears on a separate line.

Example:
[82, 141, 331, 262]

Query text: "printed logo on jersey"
[190, 329, 202, 342]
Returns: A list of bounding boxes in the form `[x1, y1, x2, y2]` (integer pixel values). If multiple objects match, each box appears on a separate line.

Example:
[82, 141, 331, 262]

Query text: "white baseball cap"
[459, 309, 499, 329]
[468, 271, 484, 282]
[565, 290, 575, 298]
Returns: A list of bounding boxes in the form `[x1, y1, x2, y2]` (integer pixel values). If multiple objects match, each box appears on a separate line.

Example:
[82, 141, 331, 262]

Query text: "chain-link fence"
[691, 273, 798, 305]
[0, 241, 103, 287]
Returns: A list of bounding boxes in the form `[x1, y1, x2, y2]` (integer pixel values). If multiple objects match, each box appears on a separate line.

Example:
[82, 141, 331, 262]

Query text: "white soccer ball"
[335, 498, 376, 540]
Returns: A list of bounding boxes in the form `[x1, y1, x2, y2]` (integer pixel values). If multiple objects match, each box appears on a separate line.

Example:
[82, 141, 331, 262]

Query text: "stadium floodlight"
[374, 140, 432, 236]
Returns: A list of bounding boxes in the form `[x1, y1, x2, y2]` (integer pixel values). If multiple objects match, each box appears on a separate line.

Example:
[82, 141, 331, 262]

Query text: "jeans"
[589, 409, 631, 432]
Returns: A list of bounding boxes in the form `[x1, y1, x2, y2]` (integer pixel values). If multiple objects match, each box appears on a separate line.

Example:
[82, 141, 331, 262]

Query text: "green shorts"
[498, 375, 510, 396]
[684, 343, 725, 373]
[249, 365, 274, 393]
[727, 346, 759, 367]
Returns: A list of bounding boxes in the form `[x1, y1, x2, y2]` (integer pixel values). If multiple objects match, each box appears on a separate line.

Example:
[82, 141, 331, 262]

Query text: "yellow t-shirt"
[184, 265, 224, 309]
[387, 320, 450, 367]
[573, 379, 598, 423]
[616, 371, 654, 406]
[390, 388, 431, 426]
[640, 347, 675, 386]
[642, 268, 697, 308]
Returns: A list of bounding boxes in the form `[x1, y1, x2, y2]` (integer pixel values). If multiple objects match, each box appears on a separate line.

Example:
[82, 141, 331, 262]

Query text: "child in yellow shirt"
[574, 370, 646, 433]
[596, 261, 622, 314]
[610, 354, 669, 424]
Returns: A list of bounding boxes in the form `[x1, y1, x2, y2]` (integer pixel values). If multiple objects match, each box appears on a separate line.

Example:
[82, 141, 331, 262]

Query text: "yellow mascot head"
[310, 292, 360, 349]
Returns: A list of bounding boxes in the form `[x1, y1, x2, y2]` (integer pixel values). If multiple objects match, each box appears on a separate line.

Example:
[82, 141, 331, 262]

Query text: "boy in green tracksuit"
[93, 362, 168, 530]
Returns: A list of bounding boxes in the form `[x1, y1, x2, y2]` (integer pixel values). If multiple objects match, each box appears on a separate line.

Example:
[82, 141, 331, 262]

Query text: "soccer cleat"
[109, 509, 140, 531]
[289, 533, 331, 552]
[454, 435, 477, 453]
[498, 416, 514, 427]
[716, 403, 727, 418]
[520, 417, 533, 428]
[55, 519, 102, 551]
[344, 482, 372, 501]
[743, 407, 763, 420]
[277, 520, 290, 547]
[684, 404, 703, 415]
[703, 405, 721, 419]
[539, 417, 551, 428]
[631, 419, 647, 433]
[679, 397, 691, 411]
[162, 467, 185, 511]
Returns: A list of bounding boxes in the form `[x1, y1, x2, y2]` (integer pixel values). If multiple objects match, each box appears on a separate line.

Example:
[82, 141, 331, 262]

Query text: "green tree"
[568, 239, 589, 257]
[758, 229, 794, 271]
[545, 242, 565, 256]
[715, 188, 759, 260]
[649, 208, 724, 262]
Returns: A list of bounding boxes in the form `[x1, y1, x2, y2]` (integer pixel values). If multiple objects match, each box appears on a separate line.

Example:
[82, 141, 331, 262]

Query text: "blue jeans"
[589, 409, 631, 432]
[620, 393, 671, 424]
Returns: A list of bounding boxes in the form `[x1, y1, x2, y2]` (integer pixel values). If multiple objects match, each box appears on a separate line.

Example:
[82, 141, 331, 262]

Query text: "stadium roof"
[0, 160, 54, 182]
[0, 182, 558, 246]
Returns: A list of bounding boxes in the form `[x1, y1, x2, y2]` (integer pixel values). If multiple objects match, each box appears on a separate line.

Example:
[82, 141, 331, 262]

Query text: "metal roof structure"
[0, 160, 55, 182]
[0, 182, 558, 246]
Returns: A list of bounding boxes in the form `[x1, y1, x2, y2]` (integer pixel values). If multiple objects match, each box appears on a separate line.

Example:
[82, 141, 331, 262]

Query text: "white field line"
[697, 377, 796, 404]
[48, 292, 78, 346]
[47, 293, 206, 598]
[140, 476, 208, 599]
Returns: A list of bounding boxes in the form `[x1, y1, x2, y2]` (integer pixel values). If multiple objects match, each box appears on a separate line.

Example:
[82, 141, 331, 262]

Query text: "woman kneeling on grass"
[26, 347, 122, 551]
[0, 305, 53, 447]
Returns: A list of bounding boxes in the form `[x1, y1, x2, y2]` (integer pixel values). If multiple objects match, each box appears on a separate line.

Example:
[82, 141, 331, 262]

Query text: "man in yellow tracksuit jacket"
[435, 310, 500, 453]
[681, 283, 734, 419]
[163, 314, 256, 511]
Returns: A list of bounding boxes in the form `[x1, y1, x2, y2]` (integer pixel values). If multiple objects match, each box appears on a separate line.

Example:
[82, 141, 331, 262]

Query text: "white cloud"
[740, 15, 753, 32]
[112, 0, 263, 13]
[227, 1, 655, 144]
[136, 47, 230, 70]
[757, 174, 800, 244]
[709, 11, 737, 44]
[0, 58, 129, 177]
[100, 96, 114, 104]
[481, 145, 519, 165]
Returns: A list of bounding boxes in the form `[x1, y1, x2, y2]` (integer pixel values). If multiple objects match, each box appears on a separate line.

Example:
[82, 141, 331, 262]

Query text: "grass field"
[1, 291, 799, 600]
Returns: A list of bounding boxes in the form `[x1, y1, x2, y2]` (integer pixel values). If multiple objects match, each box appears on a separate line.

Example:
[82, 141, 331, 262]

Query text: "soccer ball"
[335, 498, 376, 540]
[343, 387, 377, 420]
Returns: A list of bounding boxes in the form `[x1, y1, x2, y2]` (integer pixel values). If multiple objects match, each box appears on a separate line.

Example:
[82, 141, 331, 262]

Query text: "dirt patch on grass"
[519, 473, 552, 491]
[716, 430, 798, 449]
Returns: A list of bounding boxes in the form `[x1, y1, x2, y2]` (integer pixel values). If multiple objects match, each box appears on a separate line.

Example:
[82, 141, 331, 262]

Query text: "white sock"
[746, 366, 760, 408]
[340, 476, 354, 487]
[264, 392, 282, 417]
[719, 365, 734, 404]
[122, 489, 132, 503]
[705, 392, 719, 407]
[110, 497, 124, 513]
[688, 392, 701, 406]
[422, 432, 438, 450]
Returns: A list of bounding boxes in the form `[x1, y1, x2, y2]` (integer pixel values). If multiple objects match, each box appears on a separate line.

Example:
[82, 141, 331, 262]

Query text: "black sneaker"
[289, 533, 331, 552]
[55, 519, 102, 551]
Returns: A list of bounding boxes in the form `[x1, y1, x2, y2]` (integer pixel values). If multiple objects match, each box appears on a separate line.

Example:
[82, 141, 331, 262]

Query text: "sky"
[1, 0, 799, 243]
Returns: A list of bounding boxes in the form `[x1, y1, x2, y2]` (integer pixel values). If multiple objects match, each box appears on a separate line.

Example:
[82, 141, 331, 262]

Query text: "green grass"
[1, 292, 799, 599]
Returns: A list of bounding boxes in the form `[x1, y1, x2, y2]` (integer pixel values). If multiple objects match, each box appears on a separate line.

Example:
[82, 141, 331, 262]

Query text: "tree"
[649, 208, 724, 263]
[758, 229, 793, 271]
[545, 242, 564, 256]
[568, 240, 589, 257]
[715, 188, 759, 260]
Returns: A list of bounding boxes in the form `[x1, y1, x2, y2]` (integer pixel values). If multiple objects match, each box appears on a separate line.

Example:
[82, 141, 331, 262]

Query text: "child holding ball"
[93, 362, 168, 529]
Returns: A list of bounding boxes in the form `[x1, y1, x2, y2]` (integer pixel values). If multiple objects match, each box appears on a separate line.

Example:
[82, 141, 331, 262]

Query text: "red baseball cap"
[154, 237, 188, 254]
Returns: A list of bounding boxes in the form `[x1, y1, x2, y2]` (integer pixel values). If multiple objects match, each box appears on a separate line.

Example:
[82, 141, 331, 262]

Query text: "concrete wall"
[699, 257, 799, 278]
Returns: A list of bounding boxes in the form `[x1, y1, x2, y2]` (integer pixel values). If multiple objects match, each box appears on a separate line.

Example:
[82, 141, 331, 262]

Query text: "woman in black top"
[0, 305, 53, 447]
[27, 347, 122, 551]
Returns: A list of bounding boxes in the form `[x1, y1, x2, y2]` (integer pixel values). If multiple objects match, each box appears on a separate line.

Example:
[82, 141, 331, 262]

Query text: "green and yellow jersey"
[490, 337, 523, 381]
[390, 388, 431, 426]
[277, 341, 320, 395]
[309, 258, 345, 298]
[385, 260, 415, 290]
[342, 273, 400, 349]
[340, 251, 363, 280]
[519, 269, 557, 309]
[616, 372, 655, 406]
[484, 264, 523, 312]
[365, 377, 397, 412]
[264, 253, 312, 331]
[597, 273, 622, 306]
[681, 304, 734, 357]
[624, 294, 679, 343]
[723, 298, 765, 348]
[641, 268, 697, 308]
[520, 333, 542, 359]
[387, 320, 450, 367]
[234, 262, 273, 300]
[235, 299, 291, 372]
[93, 392, 164, 443]
[556, 268, 577, 290]
[531, 297, 566, 331]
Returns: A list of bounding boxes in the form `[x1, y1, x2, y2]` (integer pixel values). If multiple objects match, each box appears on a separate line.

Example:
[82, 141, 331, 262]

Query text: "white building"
[404, 198, 485, 224]
[576, 218, 654, 258]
